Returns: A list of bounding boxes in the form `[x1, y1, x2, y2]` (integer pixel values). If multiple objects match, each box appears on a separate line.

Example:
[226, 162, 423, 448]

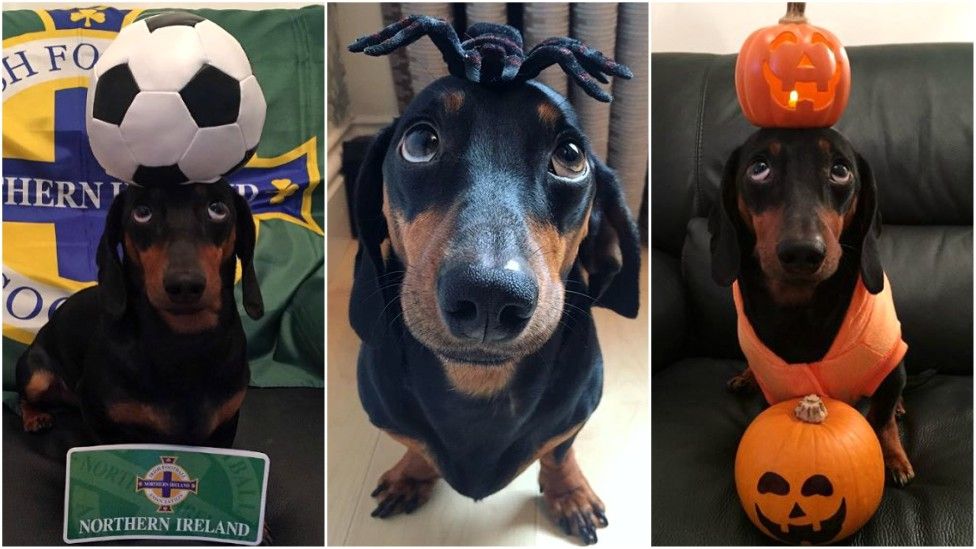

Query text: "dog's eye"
[549, 141, 588, 179]
[830, 162, 852, 184]
[748, 160, 771, 182]
[132, 205, 152, 224]
[400, 125, 439, 163]
[208, 201, 229, 221]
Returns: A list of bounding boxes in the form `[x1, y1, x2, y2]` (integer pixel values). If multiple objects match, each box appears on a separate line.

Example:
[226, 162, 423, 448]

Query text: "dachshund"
[15, 181, 263, 447]
[710, 127, 914, 486]
[349, 74, 641, 545]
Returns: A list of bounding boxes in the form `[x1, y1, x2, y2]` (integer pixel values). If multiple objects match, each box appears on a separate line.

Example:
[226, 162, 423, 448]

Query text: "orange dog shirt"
[732, 274, 908, 405]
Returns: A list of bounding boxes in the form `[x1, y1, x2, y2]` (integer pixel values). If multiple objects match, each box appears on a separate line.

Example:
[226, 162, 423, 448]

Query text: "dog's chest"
[81, 344, 248, 443]
[419, 387, 585, 499]
[98, 390, 244, 443]
[357, 328, 603, 499]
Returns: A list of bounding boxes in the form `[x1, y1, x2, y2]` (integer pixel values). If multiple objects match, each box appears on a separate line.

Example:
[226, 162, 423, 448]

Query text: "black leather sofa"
[651, 43, 973, 545]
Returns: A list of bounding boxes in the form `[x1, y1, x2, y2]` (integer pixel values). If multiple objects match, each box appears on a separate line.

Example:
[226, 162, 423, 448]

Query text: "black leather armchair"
[651, 44, 973, 545]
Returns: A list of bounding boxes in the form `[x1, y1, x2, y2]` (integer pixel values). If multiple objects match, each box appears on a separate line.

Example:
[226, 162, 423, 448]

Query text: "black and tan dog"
[710, 127, 914, 486]
[15, 181, 262, 447]
[349, 55, 640, 549]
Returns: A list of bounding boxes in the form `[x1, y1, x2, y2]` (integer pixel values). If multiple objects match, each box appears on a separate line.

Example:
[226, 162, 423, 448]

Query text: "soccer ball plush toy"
[86, 12, 266, 186]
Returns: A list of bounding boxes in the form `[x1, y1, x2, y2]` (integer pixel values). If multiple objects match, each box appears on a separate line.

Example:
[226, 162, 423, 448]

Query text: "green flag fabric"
[1, 6, 324, 401]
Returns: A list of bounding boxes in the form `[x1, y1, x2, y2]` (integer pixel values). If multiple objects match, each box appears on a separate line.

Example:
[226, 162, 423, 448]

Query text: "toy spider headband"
[349, 15, 633, 103]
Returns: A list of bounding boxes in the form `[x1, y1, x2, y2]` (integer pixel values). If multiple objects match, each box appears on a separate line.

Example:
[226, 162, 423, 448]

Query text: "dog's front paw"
[539, 448, 606, 545]
[23, 413, 54, 432]
[878, 415, 915, 486]
[369, 450, 439, 519]
[21, 402, 54, 433]
[727, 368, 758, 394]
[542, 483, 607, 546]
[886, 454, 916, 487]
[895, 397, 907, 419]
[370, 476, 437, 518]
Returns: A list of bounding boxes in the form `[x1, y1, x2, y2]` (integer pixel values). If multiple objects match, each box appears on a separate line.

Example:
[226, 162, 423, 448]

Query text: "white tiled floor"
[327, 242, 649, 546]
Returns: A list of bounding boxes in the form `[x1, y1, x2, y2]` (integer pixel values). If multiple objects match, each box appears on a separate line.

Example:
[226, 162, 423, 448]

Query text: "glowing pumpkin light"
[735, 2, 851, 128]
[735, 395, 884, 544]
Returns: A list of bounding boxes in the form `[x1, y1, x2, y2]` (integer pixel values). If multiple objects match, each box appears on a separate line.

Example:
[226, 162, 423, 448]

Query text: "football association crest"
[136, 456, 199, 512]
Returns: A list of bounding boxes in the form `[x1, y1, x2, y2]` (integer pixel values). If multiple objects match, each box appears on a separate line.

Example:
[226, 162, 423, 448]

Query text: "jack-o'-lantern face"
[734, 396, 884, 545]
[761, 30, 843, 113]
[752, 471, 846, 544]
[734, 5, 851, 128]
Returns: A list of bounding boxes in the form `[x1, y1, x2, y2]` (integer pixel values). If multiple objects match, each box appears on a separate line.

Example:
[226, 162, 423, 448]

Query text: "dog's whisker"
[367, 291, 406, 339]
[358, 281, 405, 303]
[374, 270, 407, 280]
[563, 289, 597, 302]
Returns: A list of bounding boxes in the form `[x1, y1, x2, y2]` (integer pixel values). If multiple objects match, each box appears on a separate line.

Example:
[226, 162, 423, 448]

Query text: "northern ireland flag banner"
[2, 6, 324, 392]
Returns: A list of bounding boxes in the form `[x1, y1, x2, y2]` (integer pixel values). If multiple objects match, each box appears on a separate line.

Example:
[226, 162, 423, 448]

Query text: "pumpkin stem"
[779, 2, 808, 24]
[795, 394, 827, 424]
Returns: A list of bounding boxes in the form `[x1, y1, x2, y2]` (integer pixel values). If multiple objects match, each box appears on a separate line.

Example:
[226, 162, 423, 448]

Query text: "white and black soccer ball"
[86, 12, 266, 187]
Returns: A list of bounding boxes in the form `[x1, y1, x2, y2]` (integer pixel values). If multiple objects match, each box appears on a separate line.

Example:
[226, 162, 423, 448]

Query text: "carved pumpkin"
[735, 395, 884, 544]
[735, 2, 850, 127]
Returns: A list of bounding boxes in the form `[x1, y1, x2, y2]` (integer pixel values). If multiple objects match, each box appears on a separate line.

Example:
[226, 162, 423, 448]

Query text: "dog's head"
[351, 76, 640, 370]
[710, 127, 882, 305]
[97, 181, 263, 333]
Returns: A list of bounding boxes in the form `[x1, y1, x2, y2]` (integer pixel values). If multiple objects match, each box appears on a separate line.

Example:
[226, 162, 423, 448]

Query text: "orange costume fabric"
[732, 274, 908, 405]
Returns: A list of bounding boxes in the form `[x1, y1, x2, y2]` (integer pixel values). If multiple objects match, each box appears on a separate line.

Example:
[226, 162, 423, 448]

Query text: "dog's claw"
[23, 412, 54, 433]
[559, 516, 571, 536]
[895, 398, 907, 419]
[383, 495, 405, 517]
[372, 494, 404, 518]
[403, 496, 420, 514]
[885, 453, 916, 487]
[726, 369, 758, 394]
[370, 482, 388, 498]
[890, 466, 916, 487]
[576, 512, 598, 545]
[369, 451, 439, 519]
[594, 507, 609, 527]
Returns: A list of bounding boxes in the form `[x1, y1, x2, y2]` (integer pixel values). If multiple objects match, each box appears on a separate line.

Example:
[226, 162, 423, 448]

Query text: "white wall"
[652, 2, 975, 53]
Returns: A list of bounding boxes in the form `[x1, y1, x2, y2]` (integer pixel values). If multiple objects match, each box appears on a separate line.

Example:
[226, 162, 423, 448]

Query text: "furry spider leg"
[349, 15, 470, 77]
[534, 38, 634, 83]
[519, 45, 615, 102]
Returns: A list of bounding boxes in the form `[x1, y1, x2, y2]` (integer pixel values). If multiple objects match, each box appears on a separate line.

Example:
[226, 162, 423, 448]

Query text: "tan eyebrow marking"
[442, 90, 464, 113]
[537, 101, 560, 127]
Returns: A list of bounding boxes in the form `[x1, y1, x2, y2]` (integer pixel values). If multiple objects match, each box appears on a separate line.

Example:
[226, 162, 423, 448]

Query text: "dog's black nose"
[163, 271, 206, 303]
[777, 238, 827, 274]
[437, 260, 538, 343]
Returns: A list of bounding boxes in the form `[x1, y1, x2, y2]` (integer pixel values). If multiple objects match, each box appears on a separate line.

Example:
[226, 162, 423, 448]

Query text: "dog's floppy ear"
[853, 152, 884, 294]
[578, 158, 641, 318]
[232, 189, 264, 319]
[709, 146, 742, 286]
[349, 123, 397, 342]
[96, 191, 127, 318]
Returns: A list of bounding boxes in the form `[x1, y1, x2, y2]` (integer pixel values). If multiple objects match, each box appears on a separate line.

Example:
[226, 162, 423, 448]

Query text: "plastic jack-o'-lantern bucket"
[735, 2, 850, 128]
[735, 395, 884, 544]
